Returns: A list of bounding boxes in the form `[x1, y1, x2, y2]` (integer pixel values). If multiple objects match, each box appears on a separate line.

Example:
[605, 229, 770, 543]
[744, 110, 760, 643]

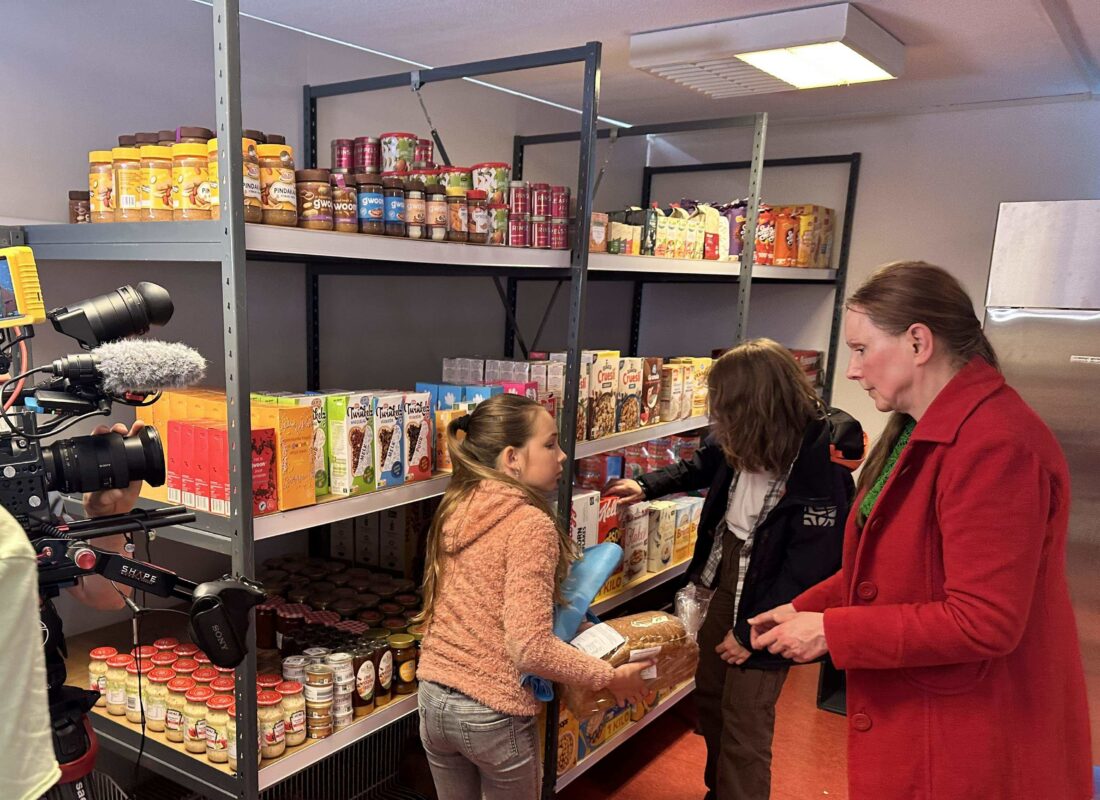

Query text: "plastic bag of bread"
[563, 610, 699, 720]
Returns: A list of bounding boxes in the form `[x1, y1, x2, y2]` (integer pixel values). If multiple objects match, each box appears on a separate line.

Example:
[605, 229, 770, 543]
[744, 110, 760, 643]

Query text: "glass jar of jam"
[352, 643, 375, 717]
[205, 694, 234, 763]
[256, 602, 277, 650]
[276, 681, 307, 747]
[88, 647, 117, 707]
[276, 606, 305, 653]
[466, 189, 489, 244]
[356, 174, 384, 235]
[166, 676, 196, 743]
[389, 634, 418, 695]
[445, 187, 468, 242]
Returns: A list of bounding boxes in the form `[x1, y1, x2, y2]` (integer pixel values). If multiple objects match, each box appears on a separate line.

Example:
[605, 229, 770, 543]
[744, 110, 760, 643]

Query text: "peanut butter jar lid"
[295, 169, 331, 182]
[178, 126, 214, 141]
[135, 132, 159, 145]
[117, 134, 137, 147]
[243, 129, 266, 143]
[171, 143, 208, 158]
[140, 145, 172, 159]
[157, 130, 176, 143]
[111, 147, 141, 160]
[69, 191, 90, 201]
[266, 134, 286, 145]
[257, 143, 294, 159]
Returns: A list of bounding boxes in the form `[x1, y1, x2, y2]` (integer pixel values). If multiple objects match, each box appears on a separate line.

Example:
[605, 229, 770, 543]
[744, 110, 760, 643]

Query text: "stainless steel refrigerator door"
[985, 306, 1100, 758]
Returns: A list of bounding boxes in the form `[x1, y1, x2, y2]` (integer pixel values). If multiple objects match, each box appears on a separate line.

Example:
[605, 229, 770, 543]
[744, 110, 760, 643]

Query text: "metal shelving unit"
[10, 3, 822, 797]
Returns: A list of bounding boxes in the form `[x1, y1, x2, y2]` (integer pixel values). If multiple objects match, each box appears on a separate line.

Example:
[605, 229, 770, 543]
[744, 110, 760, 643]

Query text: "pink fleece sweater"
[416, 480, 615, 716]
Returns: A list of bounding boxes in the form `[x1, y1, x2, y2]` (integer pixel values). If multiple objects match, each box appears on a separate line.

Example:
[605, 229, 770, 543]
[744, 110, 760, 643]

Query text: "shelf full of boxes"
[9, 11, 852, 800]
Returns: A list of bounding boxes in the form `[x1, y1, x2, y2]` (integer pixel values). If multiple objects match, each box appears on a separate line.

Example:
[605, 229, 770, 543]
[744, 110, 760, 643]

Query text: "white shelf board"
[574, 416, 708, 459]
[588, 252, 836, 281]
[555, 680, 697, 791]
[258, 693, 418, 790]
[254, 475, 452, 539]
[245, 224, 571, 269]
[589, 560, 691, 618]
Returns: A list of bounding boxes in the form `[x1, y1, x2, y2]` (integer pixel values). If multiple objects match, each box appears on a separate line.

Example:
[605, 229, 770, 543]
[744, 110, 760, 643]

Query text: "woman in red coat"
[750, 261, 1091, 799]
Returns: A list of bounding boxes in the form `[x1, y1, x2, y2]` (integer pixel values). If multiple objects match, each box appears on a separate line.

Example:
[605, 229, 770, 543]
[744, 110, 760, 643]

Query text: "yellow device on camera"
[0, 246, 46, 329]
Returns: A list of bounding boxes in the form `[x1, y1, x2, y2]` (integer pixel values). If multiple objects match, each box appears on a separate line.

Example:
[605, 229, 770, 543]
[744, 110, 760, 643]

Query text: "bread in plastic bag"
[675, 583, 713, 641]
[563, 610, 699, 720]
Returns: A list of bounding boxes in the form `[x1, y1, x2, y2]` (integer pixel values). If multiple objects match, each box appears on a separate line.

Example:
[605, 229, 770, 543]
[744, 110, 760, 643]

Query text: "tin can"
[331, 139, 353, 171]
[508, 213, 529, 247]
[531, 215, 550, 249]
[530, 183, 551, 216]
[550, 186, 570, 218]
[379, 132, 417, 173]
[353, 137, 380, 173]
[488, 204, 508, 246]
[550, 217, 569, 250]
[509, 181, 529, 214]
[415, 139, 434, 165]
[471, 162, 511, 205]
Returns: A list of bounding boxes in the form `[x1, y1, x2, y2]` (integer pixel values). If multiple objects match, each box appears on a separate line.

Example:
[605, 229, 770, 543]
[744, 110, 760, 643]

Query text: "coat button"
[856, 581, 877, 601]
[852, 713, 872, 732]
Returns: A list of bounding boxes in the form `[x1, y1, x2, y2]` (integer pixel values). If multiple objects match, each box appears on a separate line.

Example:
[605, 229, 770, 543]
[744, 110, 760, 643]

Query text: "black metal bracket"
[302, 86, 317, 169]
[629, 281, 644, 356]
[306, 263, 320, 390]
[530, 280, 564, 353]
[499, 276, 523, 358]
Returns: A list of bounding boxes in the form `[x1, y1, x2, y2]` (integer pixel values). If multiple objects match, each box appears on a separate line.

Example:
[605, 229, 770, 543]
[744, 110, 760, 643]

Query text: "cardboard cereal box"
[620, 501, 651, 584]
[434, 408, 468, 473]
[672, 498, 695, 564]
[281, 394, 330, 497]
[373, 392, 406, 488]
[595, 496, 625, 598]
[587, 353, 619, 440]
[403, 392, 433, 482]
[569, 489, 600, 551]
[326, 392, 376, 496]
[641, 357, 663, 427]
[251, 403, 316, 511]
[660, 364, 684, 422]
[647, 500, 677, 573]
[616, 357, 643, 433]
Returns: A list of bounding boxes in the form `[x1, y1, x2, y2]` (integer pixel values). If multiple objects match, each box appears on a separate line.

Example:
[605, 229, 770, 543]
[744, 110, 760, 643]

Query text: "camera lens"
[48, 282, 174, 349]
[42, 426, 166, 495]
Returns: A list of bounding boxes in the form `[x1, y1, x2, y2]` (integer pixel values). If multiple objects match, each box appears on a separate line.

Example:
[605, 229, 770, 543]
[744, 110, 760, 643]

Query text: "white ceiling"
[240, 0, 1100, 127]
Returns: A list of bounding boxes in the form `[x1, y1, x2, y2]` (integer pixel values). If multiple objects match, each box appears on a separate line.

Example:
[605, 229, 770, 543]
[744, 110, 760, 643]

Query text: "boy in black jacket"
[608, 340, 864, 800]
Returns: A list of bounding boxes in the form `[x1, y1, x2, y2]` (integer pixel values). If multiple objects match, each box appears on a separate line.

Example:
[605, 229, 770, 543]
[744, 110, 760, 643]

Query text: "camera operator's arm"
[66, 421, 145, 611]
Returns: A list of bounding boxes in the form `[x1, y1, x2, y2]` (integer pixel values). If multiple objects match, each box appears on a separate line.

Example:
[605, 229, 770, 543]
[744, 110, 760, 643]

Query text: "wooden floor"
[559, 664, 849, 800]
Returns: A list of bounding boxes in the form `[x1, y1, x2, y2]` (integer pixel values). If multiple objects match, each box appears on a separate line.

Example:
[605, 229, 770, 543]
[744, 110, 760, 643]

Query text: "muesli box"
[587, 353, 619, 440]
[326, 392, 376, 496]
[641, 357, 663, 426]
[616, 357, 643, 433]
[373, 392, 406, 488]
[403, 392, 433, 482]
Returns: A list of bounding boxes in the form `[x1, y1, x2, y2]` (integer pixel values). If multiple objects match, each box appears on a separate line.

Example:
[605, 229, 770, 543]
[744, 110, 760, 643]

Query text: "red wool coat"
[794, 358, 1091, 800]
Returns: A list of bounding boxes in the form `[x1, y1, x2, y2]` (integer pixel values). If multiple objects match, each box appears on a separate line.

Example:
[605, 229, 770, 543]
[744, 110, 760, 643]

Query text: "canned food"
[508, 213, 529, 247]
[550, 186, 570, 218]
[353, 137, 380, 173]
[379, 132, 417, 173]
[550, 217, 569, 250]
[437, 166, 473, 191]
[530, 183, 551, 217]
[331, 139, 353, 171]
[509, 181, 529, 214]
[488, 205, 508, 246]
[471, 162, 510, 205]
[531, 216, 550, 249]
[415, 138, 434, 164]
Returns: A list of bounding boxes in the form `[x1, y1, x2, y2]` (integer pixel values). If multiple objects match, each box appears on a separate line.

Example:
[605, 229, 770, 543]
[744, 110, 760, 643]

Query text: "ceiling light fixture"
[630, 3, 904, 98]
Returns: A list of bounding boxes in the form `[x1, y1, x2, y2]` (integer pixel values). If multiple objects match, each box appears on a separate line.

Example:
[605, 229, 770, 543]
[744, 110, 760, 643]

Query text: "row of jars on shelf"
[88, 628, 419, 770]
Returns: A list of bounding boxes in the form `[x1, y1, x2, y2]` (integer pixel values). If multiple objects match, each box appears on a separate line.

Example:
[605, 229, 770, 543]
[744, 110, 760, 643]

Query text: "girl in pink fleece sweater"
[415, 393, 650, 800]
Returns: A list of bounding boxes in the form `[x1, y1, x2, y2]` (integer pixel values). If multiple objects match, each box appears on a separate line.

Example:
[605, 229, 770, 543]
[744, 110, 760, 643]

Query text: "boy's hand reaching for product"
[604, 479, 645, 504]
[607, 660, 654, 708]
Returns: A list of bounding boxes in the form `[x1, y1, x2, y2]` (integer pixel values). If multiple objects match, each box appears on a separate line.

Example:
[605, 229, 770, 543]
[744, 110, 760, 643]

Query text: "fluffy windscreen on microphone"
[93, 339, 208, 394]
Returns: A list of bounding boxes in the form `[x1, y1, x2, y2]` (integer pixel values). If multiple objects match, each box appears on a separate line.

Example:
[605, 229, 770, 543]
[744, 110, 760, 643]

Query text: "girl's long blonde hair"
[414, 393, 577, 626]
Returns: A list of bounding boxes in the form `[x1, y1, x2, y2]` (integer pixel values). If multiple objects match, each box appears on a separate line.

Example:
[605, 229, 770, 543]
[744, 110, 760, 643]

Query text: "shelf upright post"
[212, 2, 258, 797]
[734, 112, 768, 344]
[544, 39, 601, 800]
[823, 152, 861, 403]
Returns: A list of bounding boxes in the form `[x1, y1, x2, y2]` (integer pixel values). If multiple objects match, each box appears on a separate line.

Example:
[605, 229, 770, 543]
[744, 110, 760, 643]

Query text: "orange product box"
[251, 404, 316, 511]
[192, 421, 217, 513]
[168, 388, 193, 422]
[207, 424, 229, 516]
[250, 427, 279, 516]
[166, 419, 184, 504]
[773, 207, 800, 267]
[178, 421, 198, 509]
[198, 391, 227, 423]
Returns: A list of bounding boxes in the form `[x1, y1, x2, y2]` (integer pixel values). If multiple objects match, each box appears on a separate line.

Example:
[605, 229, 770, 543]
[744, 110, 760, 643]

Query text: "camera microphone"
[50, 340, 207, 394]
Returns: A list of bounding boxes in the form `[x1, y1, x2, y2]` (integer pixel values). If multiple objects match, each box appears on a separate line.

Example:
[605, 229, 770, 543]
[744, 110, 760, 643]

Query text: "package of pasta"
[563, 611, 699, 720]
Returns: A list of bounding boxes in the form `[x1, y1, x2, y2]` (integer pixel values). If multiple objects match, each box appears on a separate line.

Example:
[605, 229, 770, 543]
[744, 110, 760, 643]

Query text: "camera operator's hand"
[82, 420, 145, 518]
[69, 420, 145, 610]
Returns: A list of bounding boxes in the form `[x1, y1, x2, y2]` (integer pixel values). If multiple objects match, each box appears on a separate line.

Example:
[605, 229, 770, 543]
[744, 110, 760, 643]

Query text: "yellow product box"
[630, 687, 659, 722]
[578, 705, 632, 760]
[607, 221, 632, 255]
[687, 213, 706, 260]
[168, 388, 194, 421]
[647, 500, 677, 573]
[672, 498, 695, 564]
[251, 403, 316, 511]
[653, 212, 672, 258]
[280, 395, 331, 497]
[137, 401, 169, 502]
[434, 408, 467, 473]
[557, 704, 580, 776]
[198, 391, 227, 424]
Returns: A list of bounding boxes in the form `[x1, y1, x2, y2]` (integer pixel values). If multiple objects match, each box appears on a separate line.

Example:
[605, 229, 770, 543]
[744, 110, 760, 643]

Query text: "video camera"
[0, 246, 263, 668]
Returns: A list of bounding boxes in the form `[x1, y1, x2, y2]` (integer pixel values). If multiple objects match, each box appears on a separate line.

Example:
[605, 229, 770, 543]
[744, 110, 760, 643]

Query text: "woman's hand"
[751, 612, 828, 663]
[607, 661, 654, 707]
[747, 603, 797, 650]
[604, 479, 645, 504]
[715, 631, 751, 666]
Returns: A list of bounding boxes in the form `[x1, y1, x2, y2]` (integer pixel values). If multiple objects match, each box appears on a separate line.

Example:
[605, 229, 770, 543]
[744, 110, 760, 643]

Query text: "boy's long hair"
[708, 338, 824, 475]
[414, 393, 577, 626]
